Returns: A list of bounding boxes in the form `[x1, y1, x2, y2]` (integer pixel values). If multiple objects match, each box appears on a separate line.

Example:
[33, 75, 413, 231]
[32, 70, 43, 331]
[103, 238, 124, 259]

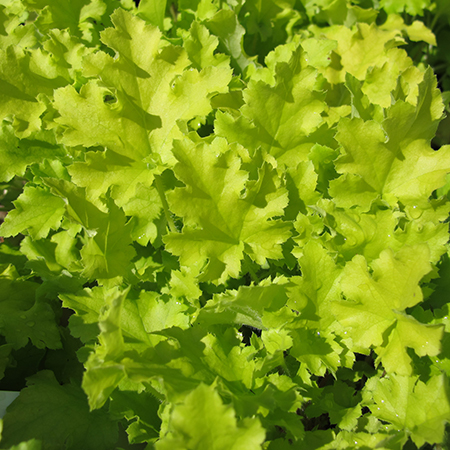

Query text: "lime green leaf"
[330, 117, 398, 207]
[332, 245, 444, 374]
[381, 14, 436, 45]
[53, 79, 161, 161]
[394, 220, 449, 265]
[329, 429, 409, 449]
[384, 68, 444, 154]
[67, 149, 156, 207]
[50, 231, 83, 272]
[375, 315, 444, 375]
[0, 370, 118, 450]
[22, 0, 114, 43]
[302, 37, 338, 69]
[404, 20, 436, 45]
[379, 0, 431, 15]
[82, 290, 128, 410]
[234, 373, 304, 441]
[205, 9, 251, 75]
[0, 1, 31, 49]
[62, 286, 191, 347]
[122, 291, 191, 335]
[261, 328, 293, 354]
[330, 74, 450, 210]
[61, 287, 112, 344]
[201, 332, 255, 388]
[18, 236, 85, 299]
[284, 160, 321, 219]
[81, 218, 133, 280]
[197, 280, 292, 330]
[20, 236, 63, 274]
[323, 23, 404, 84]
[364, 373, 450, 447]
[216, 46, 326, 166]
[184, 20, 230, 70]
[122, 183, 163, 246]
[289, 240, 342, 328]
[163, 267, 202, 303]
[0, 124, 64, 183]
[84, 326, 211, 410]
[65, 286, 193, 409]
[137, 0, 167, 30]
[45, 180, 135, 280]
[155, 383, 265, 450]
[344, 73, 379, 120]
[314, 202, 398, 262]
[311, 200, 448, 265]
[0, 45, 66, 137]
[291, 327, 343, 376]
[120, 326, 216, 402]
[0, 185, 65, 240]
[55, 8, 232, 164]
[362, 62, 406, 109]
[384, 140, 450, 208]
[0, 4, 449, 449]
[42, 29, 97, 81]
[164, 138, 291, 282]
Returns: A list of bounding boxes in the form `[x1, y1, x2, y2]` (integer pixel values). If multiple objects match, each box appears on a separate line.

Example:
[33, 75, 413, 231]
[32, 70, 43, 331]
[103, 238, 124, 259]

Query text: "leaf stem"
[155, 175, 177, 233]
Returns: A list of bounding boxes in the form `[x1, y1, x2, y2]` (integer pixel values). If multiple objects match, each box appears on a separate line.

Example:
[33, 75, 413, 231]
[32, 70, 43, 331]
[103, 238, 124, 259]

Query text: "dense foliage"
[1, 0, 450, 448]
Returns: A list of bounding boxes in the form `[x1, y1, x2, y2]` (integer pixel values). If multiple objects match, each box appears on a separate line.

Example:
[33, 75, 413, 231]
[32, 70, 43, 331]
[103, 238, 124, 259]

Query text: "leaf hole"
[103, 94, 117, 104]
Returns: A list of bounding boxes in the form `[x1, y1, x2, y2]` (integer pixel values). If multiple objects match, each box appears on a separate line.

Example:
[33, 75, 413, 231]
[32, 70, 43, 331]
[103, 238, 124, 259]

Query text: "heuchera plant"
[1, 0, 450, 449]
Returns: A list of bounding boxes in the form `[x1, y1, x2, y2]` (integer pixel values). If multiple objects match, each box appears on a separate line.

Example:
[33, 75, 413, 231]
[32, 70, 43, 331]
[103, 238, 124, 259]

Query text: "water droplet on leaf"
[410, 205, 422, 219]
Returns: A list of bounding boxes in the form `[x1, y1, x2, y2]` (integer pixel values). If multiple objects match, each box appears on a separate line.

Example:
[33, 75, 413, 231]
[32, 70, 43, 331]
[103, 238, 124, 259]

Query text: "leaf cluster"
[0, 0, 449, 449]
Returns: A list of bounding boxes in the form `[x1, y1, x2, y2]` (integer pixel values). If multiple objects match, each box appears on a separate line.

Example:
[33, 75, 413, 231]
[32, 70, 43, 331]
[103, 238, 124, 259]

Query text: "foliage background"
[1, 0, 450, 449]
